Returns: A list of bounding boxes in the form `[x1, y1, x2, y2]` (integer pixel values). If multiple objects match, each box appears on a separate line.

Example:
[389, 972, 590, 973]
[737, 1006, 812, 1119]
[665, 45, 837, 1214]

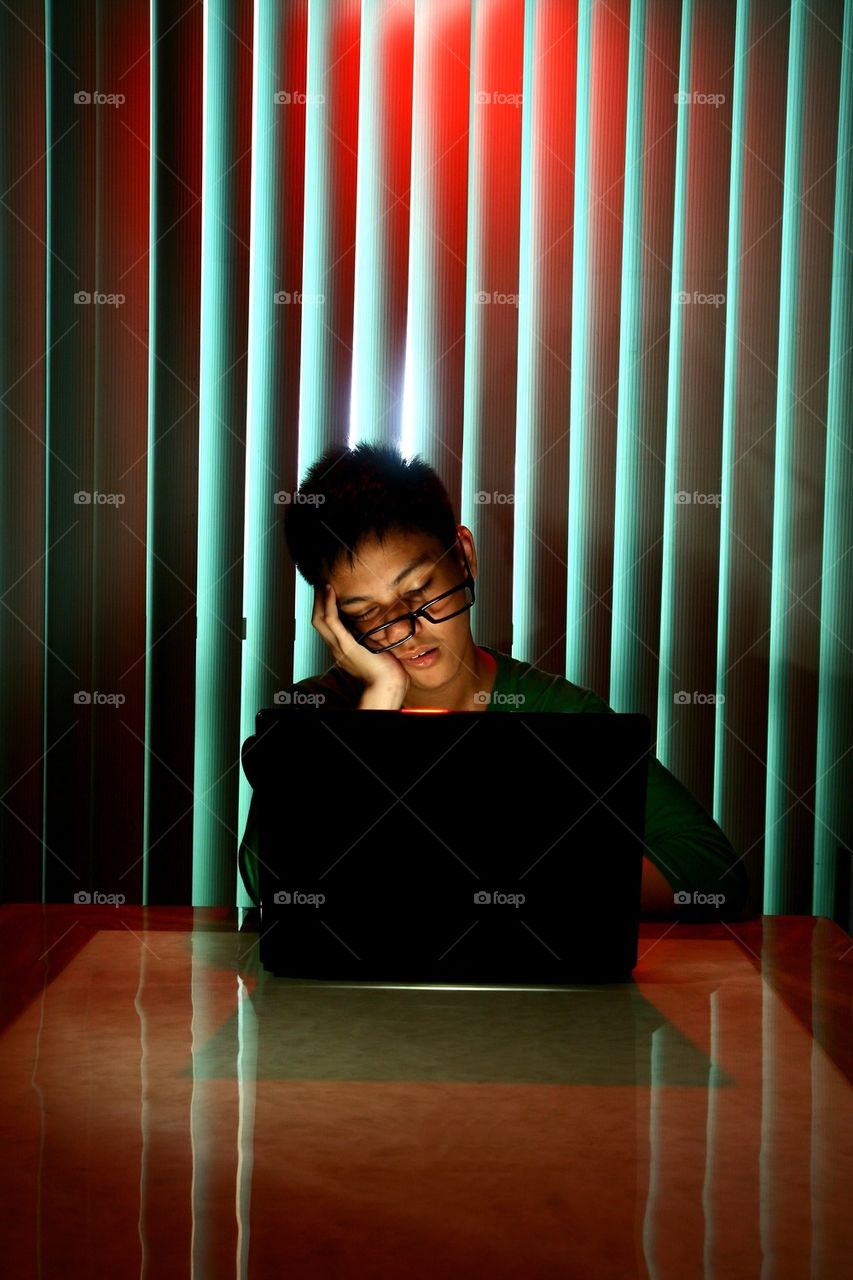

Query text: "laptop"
[243, 707, 651, 985]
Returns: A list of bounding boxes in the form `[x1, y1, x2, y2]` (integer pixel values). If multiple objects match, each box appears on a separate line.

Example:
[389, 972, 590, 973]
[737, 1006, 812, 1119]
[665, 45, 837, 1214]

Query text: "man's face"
[328, 528, 476, 685]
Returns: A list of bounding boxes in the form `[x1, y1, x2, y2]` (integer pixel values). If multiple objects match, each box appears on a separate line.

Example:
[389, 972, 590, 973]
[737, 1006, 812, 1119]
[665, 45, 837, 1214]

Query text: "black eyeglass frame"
[345, 541, 476, 653]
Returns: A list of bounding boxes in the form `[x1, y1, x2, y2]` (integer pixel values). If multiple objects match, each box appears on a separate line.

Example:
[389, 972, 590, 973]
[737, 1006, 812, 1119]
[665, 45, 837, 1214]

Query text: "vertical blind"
[0, 0, 850, 922]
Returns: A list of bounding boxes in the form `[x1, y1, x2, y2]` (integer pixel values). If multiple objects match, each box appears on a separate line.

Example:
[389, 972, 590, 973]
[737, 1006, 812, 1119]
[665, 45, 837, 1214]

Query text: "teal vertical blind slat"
[511, 0, 540, 665]
[656, 0, 694, 775]
[813, 0, 853, 919]
[709, 0, 788, 914]
[616, 0, 681, 737]
[192, 0, 253, 906]
[237, 0, 307, 905]
[460, 0, 524, 654]
[349, 0, 413, 446]
[765, 0, 808, 914]
[512, 0, 578, 673]
[565, 0, 595, 686]
[403, 0, 470, 497]
[581, 1, 630, 700]
[611, 0, 649, 714]
[764, 0, 844, 913]
[293, 0, 360, 683]
[1, 0, 850, 921]
[566, 0, 631, 694]
[713, 0, 751, 834]
[459, 0, 487, 611]
[667, 0, 737, 811]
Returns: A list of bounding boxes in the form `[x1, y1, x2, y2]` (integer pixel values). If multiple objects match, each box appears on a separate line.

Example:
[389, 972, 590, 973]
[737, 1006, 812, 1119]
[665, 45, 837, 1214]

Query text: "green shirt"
[238, 645, 749, 919]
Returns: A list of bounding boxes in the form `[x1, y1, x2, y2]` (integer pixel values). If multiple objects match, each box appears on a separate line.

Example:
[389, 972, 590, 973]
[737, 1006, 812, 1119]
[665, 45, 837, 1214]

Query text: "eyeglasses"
[344, 543, 476, 653]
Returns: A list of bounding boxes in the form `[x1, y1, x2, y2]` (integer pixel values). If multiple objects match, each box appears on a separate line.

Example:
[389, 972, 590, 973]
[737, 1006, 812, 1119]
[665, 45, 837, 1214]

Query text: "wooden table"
[0, 906, 850, 1278]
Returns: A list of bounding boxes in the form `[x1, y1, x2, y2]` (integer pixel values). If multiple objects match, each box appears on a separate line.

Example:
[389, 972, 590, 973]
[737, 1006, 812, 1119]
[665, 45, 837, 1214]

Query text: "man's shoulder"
[484, 646, 612, 714]
[287, 664, 363, 709]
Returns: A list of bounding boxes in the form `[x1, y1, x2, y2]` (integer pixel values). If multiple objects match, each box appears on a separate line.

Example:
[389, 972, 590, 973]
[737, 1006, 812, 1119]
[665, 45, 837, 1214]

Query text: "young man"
[238, 443, 749, 921]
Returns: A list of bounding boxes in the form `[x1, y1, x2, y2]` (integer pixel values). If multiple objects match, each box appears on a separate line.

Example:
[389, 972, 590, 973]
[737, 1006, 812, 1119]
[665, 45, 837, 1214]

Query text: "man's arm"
[358, 682, 406, 710]
[569, 688, 749, 919]
[643, 755, 749, 919]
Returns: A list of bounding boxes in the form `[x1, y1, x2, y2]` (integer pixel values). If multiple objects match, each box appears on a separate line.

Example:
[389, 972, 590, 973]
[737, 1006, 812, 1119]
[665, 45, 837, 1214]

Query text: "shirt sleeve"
[569, 685, 749, 920]
[289, 672, 362, 709]
[643, 755, 749, 919]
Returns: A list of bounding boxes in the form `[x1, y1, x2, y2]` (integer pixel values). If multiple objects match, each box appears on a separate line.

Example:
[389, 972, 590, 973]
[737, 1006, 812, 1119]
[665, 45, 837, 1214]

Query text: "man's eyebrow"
[337, 554, 433, 607]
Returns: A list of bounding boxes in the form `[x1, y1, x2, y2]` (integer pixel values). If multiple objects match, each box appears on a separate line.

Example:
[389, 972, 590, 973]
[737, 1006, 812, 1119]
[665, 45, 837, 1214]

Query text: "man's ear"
[456, 525, 476, 576]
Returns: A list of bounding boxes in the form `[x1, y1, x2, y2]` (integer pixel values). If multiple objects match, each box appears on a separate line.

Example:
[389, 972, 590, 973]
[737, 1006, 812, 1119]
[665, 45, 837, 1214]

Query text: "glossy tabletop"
[0, 906, 850, 1279]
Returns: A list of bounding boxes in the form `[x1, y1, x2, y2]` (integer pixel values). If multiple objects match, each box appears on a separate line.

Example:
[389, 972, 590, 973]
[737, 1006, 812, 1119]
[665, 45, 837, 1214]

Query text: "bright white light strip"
[400, 332, 415, 459]
[268, 980, 605, 992]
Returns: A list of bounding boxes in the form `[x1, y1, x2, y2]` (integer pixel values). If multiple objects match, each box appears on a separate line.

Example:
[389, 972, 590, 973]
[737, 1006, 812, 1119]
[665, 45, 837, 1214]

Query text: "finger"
[311, 584, 326, 628]
[322, 583, 347, 638]
[313, 585, 341, 640]
[310, 587, 336, 647]
[312, 584, 353, 667]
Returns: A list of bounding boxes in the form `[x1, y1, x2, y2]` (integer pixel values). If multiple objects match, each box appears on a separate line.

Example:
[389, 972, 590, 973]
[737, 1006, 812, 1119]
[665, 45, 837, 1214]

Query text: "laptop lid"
[244, 708, 651, 985]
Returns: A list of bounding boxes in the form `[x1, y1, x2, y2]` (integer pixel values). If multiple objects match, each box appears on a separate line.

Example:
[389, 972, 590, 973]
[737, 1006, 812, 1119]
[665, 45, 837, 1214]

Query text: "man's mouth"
[400, 646, 438, 665]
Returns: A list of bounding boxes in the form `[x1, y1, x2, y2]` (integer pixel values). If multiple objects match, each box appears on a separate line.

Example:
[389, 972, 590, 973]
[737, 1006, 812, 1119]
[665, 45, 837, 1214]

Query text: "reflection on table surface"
[0, 906, 850, 1279]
